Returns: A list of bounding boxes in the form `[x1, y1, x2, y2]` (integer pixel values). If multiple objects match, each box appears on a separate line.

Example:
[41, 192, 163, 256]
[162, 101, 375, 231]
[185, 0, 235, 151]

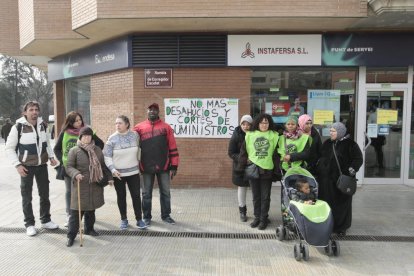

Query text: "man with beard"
[5, 101, 59, 236]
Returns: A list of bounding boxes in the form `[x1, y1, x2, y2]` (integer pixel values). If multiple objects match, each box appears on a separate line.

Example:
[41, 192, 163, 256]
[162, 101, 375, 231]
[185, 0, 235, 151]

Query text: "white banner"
[164, 98, 239, 138]
[228, 35, 322, 66]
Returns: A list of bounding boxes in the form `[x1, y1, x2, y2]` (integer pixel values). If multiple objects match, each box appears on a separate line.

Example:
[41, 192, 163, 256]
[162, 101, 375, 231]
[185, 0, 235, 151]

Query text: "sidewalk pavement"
[1, 140, 414, 275]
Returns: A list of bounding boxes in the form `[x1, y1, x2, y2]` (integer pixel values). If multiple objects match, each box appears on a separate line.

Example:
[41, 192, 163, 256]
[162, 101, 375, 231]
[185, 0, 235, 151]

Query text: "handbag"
[332, 144, 357, 196]
[244, 162, 259, 180]
[55, 165, 65, 180]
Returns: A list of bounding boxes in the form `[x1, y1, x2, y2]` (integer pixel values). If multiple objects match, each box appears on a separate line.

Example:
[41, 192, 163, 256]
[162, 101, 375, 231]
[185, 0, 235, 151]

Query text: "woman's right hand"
[75, 174, 84, 182]
[113, 170, 122, 180]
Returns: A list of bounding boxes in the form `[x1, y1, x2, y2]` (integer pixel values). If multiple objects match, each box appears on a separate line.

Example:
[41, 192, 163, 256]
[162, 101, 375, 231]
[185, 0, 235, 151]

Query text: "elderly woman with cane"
[65, 127, 112, 247]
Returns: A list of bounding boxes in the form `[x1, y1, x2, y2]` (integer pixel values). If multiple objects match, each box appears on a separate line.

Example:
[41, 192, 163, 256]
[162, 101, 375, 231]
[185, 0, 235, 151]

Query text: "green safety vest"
[245, 130, 279, 170]
[278, 134, 309, 171]
[62, 132, 79, 167]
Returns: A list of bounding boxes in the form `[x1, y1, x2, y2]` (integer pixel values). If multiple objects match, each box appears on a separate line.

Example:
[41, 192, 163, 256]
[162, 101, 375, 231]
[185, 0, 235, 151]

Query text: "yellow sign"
[377, 109, 398, 124]
[313, 110, 334, 125]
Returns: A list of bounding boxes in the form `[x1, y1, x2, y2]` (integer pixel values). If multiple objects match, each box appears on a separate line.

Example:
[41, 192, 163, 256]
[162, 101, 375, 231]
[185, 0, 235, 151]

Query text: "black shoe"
[66, 238, 74, 247]
[239, 206, 247, 222]
[258, 220, 268, 230]
[162, 216, 176, 225]
[84, 230, 99, 236]
[250, 218, 260, 228]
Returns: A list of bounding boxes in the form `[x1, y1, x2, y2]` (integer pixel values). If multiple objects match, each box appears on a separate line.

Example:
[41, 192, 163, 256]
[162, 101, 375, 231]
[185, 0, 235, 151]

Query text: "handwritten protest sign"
[164, 98, 239, 138]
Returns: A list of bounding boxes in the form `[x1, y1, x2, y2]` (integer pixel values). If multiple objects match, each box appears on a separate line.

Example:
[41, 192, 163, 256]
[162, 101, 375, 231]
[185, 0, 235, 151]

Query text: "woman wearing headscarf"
[298, 114, 322, 175]
[238, 113, 281, 230]
[53, 111, 104, 227]
[65, 127, 112, 247]
[228, 114, 253, 222]
[317, 122, 363, 236]
[277, 116, 311, 173]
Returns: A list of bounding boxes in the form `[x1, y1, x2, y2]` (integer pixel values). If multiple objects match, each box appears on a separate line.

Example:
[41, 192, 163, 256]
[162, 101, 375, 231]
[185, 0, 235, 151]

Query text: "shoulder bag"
[332, 143, 357, 196]
[244, 162, 259, 180]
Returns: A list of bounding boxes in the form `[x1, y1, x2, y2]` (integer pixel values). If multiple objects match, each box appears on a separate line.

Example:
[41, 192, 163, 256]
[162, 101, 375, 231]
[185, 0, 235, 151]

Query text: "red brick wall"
[90, 67, 251, 187]
[132, 68, 251, 188]
[90, 69, 135, 141]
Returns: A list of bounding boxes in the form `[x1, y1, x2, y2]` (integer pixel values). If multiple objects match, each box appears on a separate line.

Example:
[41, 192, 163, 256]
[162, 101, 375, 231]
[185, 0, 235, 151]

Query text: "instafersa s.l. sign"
[228, 35, 322, 66]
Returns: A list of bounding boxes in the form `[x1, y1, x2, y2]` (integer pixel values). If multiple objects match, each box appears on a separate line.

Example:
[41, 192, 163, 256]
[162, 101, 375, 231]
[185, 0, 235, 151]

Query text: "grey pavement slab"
[1, 141, 414, 275]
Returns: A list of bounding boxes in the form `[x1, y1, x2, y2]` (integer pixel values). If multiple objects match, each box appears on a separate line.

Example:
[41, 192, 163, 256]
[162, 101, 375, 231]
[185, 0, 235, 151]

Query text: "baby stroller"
[275, 167, 340, 261]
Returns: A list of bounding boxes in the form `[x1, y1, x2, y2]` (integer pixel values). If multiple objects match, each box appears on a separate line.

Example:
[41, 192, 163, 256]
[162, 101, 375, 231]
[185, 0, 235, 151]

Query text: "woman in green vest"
[239, 113, 281, 230]
[53, 111, 104, 227]
[278, 116, 311, 173]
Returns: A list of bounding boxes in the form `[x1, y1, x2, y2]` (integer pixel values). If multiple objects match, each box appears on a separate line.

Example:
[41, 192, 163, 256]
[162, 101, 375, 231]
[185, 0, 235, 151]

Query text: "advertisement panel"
[48, 37, 129, 81]
[164, 98, 238, 138]
[228, 35, 322, 66]
[322, 33, 414, 66]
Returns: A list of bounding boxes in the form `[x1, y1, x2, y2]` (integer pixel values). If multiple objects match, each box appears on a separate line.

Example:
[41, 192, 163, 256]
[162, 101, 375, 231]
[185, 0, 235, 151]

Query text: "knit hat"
[286, 116, 298, 125]
[331, 122, 347, 140]
[79, 126, 93, 139]
[240, 114, 253, 125]
[148, 103, 159, 110]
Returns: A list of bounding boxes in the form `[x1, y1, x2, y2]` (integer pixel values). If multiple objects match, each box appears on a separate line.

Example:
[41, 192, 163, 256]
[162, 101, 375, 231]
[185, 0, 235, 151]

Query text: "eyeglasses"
[305, 122, 313, 125]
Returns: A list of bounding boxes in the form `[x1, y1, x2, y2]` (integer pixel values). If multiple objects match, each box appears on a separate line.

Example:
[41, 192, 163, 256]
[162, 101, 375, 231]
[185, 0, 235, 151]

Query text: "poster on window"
[164, 98, 238, 138]
[307, 90, 340, 124]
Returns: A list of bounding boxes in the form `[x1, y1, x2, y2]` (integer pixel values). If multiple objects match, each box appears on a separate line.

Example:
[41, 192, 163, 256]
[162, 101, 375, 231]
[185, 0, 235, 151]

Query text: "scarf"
[77, 140, 103, 183]
[298, 114, 312, 135]
[66, 127, 82, 136]
[283, 129, 302, 140]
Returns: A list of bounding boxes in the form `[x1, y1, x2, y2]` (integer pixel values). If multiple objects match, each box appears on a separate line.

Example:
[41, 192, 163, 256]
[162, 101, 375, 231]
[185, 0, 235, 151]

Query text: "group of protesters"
[228, 113, 363, 233]
[5, 101, 179, 247]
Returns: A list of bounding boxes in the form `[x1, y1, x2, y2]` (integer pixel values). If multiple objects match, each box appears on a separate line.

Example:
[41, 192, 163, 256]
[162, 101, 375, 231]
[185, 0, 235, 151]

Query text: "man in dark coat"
[317, 122, 363, 236]
[1, 118, 13, 143]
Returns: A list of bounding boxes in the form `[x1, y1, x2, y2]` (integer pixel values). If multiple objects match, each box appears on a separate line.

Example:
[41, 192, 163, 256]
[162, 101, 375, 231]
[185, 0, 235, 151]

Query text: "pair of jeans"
[67, 209, 96, 239]
[20, 164, 51, 227]
[114, 174, 142, 221]
[64, 176, 71, 216]
[249, 177, 272, 221]
[142, 172, 171, 220]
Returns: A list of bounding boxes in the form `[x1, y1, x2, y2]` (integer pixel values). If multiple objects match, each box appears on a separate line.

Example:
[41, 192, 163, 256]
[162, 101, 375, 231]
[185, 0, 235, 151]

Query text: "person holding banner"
[134, 103, 179, 226]
[228, 114, 253, 222]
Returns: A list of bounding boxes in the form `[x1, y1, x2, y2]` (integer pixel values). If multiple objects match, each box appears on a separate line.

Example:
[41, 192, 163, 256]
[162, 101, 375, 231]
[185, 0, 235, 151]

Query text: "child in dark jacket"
[292, 178, 315, 204]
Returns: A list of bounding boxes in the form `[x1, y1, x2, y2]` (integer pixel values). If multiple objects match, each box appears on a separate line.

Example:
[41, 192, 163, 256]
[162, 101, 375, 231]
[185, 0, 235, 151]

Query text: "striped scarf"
[77, 140, 103, 183]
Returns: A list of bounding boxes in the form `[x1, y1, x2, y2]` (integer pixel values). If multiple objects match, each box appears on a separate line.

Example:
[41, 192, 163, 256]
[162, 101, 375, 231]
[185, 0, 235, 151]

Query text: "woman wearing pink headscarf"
[298, 114, 322, 175]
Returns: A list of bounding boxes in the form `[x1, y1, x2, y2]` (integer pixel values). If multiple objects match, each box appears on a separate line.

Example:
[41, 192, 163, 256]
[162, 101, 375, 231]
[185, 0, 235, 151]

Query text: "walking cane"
[77, 178, 83, 247]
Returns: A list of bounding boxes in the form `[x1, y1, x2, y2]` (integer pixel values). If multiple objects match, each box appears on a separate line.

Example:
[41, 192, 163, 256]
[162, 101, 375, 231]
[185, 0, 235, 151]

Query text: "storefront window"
[366, 67, 408, 83]
[251, 68, 357, 139]
[64, 77, 91, 124]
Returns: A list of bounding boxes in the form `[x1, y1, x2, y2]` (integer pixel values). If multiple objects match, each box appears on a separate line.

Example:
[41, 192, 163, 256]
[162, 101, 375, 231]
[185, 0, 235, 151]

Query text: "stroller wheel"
[301, 244, 310, 261]
[276, 226, 285, 241]
[294, 244, 302, 261]
[325, 240, 333, 256]
[332, 240, 341, 256]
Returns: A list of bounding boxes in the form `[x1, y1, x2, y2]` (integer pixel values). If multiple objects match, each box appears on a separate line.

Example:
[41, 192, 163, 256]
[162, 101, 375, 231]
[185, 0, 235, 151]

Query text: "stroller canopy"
[283, 167, 317, 190]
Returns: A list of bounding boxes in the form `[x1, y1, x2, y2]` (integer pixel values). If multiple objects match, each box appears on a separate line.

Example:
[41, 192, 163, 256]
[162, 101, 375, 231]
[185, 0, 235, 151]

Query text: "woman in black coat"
[228, 115, 252, 222]
[317, 122, 363, 236]
[298, 114, 322, 175]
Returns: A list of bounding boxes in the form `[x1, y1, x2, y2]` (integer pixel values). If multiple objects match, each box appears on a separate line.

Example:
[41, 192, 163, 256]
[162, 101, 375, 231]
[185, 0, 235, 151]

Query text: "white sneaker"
[26, 226, 37, 236]
[64, 215, 70, 227]
[41, 221, 59, 229]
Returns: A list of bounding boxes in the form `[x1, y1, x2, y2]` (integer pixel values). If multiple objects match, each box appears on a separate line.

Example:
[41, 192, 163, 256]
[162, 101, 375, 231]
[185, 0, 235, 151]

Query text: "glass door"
[363, 89, 407, 182]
